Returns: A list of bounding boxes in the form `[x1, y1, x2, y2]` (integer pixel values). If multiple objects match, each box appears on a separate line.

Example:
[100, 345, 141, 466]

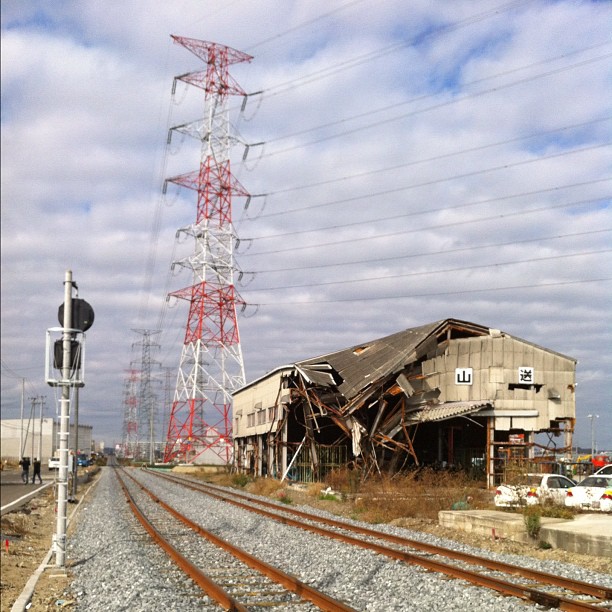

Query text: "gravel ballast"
[66, 468, 612, 611]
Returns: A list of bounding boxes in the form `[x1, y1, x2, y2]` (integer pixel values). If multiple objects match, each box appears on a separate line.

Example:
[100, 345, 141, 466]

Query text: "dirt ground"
[1, 488, 73, 611]
[1, 472, 610, 612]
[0, 465, 98, 612]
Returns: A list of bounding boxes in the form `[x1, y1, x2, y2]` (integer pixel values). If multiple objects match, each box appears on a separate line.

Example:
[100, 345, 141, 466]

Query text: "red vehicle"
[592, 454, 612, 470]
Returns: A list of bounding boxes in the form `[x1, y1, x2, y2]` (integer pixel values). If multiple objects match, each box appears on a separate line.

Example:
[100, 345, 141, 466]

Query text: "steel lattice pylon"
[120, 369, 140, 459]
[163, 36, 253, 465]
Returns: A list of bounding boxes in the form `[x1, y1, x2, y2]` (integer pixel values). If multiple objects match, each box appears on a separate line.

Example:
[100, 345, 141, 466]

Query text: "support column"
[55, 270, 73, 567]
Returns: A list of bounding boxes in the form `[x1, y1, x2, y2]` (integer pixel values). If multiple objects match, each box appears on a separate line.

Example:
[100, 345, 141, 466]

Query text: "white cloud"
[1, 0, 610, 452]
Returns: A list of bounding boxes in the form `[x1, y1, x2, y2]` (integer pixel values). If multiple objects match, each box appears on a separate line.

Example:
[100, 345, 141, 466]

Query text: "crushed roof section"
[296, 318, 489, 400]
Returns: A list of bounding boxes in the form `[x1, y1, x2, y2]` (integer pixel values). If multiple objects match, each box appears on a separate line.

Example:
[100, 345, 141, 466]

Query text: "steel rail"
[149, 469, 610, 611]
[124, 469, 355, 612]
[115, 469, 246, 611]
[206, 480, 612, 600]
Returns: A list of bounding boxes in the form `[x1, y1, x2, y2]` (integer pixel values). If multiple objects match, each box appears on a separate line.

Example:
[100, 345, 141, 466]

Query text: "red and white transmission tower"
[163, 36, 253, 464]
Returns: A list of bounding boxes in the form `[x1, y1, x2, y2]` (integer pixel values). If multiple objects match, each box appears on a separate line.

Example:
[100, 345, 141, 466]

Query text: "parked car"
[494, 473, 576, 507]
[565, 475, 612, 512]
[593, 464, 612, 476]
[77, 454, 92, 467]
[48, 454, 75, 470]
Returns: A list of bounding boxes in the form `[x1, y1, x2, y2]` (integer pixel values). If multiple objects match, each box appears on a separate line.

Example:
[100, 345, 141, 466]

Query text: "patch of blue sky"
[2, 7, 57, 32]
[78, 201, 92, 215]
[2, 5, 90, 48]
[564, 198, 611, 216]
[428, 34, 511, 96]
[0, 98, 15, 123]
[390, 17, 512, 97]
[521, 120, 612, 156]
[391, 18, 444, 51]
[284, 29, 332, 64]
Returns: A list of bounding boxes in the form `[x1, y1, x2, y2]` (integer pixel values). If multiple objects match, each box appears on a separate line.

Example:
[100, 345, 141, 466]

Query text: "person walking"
[19, 456, 31, 484]
[32, 458, 43, 484]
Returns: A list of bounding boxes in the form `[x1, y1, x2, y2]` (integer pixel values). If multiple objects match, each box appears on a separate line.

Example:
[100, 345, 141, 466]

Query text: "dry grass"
[1, 514, 29, 538]
[246, 477, 285, 497]
[326, 467, 489, 523]
[306, 482, 324, 497]
[185, 466, 490, 523]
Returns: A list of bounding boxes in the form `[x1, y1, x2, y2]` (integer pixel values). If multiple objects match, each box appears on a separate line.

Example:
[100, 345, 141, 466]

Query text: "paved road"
[1, 468, 53, 513]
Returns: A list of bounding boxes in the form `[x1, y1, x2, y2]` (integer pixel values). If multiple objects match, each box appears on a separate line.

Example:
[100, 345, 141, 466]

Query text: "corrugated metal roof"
[406, 401, 492, 423]
[296, 318, 489, 400]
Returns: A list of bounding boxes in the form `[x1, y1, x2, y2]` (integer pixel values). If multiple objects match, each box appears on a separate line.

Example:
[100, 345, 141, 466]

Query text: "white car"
[593, 464, 612, 476]
[494, 473, 576, 507]
[565, 475, 612, 512]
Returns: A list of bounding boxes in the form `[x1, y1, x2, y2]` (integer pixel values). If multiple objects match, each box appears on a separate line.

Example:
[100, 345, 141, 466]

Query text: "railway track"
[115, 467, 355, 611]
[142, 468, 612, 611]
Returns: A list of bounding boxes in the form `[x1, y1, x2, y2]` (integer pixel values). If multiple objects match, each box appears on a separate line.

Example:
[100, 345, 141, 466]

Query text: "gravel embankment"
[67, 468, 612, 611]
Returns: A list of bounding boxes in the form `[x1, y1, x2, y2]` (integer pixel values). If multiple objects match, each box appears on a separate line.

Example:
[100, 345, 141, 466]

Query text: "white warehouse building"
[1, 417, 93, 465]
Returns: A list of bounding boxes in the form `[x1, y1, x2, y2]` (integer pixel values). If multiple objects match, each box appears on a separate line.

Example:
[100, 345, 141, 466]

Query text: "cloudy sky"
[1, 0, 610, 453]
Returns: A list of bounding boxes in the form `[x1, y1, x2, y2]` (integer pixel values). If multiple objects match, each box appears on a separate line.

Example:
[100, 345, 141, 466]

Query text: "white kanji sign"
[518, 367, 534, 383]
[455, 368, 473, 385]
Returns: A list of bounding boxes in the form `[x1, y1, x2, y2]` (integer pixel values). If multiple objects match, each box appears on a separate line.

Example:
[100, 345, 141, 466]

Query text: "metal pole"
[19, 379, 24, 460]
[38, 397, 44, 462]
[30, 397, 36, 462]
[149, 401, 154, 464]
[72, 387, 79, 499]
[55, 270, 73, 568]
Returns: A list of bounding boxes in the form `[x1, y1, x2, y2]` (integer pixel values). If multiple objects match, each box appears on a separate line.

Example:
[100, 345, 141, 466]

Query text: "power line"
[241, 195, 610, 257]
[251, 228, 612, 274]
[249, 117, 610, 200]
[245, 0, 371, 52]
[250, 277, 612, 306]
[241, 144, 609, 226]
[243, 179, 611, 243]
[252, 0, 538, 96]
[244, 250, 611, 292]
[262, 42, 611, 146]
[246, 177, 610, 223]
[262, 53, 611, 159]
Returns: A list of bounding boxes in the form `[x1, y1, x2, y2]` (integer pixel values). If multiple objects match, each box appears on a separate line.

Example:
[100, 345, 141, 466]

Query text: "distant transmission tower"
[120, 369, 140, 459]
[163, 36, 253, 464]
[132, 329, 160, 463]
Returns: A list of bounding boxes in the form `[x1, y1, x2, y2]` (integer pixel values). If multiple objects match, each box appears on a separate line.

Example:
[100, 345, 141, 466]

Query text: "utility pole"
[587, 414, 599, 458]
[38, 396, 45, 462]
[29, 396, 38, 461]
[19, 378, 24, 461]
[163, 36, 254, 465]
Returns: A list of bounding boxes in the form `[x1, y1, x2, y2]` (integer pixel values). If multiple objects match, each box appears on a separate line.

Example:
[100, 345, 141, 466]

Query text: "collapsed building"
[232, 319, 576, 486]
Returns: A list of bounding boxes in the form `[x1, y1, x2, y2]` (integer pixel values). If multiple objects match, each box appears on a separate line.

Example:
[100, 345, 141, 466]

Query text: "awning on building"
[406, 401, 492, 423]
